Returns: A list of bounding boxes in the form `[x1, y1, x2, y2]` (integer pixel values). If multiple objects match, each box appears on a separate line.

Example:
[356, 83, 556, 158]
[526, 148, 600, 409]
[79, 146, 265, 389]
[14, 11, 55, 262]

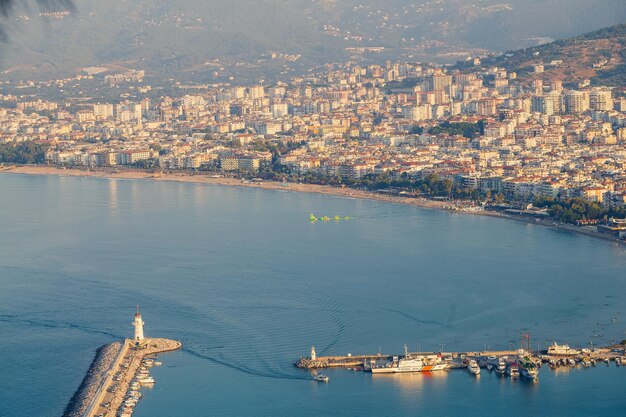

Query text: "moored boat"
[495, 358, 507, 375]
[370, 345, 448, 374]
[547, 342, 580, 356]
[467, 360, 481, 375]
[517, 356, 539, 380]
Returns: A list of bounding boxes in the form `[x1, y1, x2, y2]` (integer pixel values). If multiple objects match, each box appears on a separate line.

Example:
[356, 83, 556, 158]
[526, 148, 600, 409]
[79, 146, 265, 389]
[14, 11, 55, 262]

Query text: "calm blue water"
[1, 173, 626, 417]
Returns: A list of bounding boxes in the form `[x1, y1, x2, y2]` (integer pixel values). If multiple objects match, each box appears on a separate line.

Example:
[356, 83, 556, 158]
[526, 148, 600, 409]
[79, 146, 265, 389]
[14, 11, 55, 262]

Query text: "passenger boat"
[370, 345, 448, 374]
[547, 342, 580, 356]
[517, 356, 539, 380]
[467, 360, 481, 375]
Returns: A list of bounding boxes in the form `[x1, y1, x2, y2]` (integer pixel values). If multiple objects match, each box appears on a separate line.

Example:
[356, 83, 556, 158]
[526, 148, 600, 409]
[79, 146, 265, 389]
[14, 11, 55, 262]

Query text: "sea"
[1, 173, 626, 417]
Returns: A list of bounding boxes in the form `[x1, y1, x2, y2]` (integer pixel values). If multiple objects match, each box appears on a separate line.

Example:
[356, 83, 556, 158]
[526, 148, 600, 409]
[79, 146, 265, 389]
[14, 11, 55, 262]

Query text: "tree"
[0, 141, 49, 164]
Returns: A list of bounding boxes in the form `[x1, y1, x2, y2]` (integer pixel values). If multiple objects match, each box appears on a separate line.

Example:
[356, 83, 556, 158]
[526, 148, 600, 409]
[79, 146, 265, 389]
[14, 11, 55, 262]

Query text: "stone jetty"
[62, 342, 123, 417]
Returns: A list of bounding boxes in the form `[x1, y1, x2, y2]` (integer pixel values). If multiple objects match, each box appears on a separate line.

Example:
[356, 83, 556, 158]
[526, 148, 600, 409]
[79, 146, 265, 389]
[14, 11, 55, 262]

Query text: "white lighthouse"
[133, 306, 145, 342]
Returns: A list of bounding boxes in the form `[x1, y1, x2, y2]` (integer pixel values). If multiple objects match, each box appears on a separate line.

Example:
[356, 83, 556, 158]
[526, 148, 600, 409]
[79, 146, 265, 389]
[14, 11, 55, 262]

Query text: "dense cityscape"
[3, 2, 626, 417]
[2, 59, 626, 232]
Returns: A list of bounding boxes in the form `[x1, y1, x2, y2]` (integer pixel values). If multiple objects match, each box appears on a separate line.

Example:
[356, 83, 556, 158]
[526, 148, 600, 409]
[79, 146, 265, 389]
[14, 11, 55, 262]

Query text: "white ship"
[370, 345, 448, 374]
[494, 358, 507, 375]
[467, 360, 481, 375]
[547, 342, 580, 356]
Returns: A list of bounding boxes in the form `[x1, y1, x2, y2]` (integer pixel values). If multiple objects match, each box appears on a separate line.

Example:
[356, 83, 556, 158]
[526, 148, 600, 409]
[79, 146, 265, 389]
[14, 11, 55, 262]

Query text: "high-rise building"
[550, 80, 563, 92]
[431, 71, 452, 94]
[93, 103, 114, 119]
[589, 88, 614, 111]
[532, 93, 561, 115]
[248, 86, 265, 99]
[564, 90, 590, 114]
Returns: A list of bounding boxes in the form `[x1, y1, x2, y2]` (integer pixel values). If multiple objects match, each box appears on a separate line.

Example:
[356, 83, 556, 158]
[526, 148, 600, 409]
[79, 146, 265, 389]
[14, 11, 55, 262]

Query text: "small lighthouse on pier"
[133, 306, 145, 342]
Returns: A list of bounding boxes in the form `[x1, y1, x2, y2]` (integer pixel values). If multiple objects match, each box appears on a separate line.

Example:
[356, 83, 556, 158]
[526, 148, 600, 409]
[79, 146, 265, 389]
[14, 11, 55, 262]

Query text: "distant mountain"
[461, 24, 626, 87]
[0, 0, 624, 80]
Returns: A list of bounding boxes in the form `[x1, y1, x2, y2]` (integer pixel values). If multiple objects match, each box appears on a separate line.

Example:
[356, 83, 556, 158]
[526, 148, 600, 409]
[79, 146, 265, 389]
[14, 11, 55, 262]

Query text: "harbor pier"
[295, 343, 626, 374]
[85, 337, 182, 417]
[64, 309, 182, 417]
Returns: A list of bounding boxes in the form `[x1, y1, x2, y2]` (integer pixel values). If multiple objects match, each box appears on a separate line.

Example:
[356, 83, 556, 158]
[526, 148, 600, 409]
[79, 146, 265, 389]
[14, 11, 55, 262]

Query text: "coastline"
[2, 164, 624, 245]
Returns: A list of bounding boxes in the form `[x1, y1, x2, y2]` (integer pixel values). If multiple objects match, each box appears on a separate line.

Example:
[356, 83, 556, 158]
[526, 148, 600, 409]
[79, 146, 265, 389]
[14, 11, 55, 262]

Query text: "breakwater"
[62, 342, 123, 417]
[64, 338, 181, 417]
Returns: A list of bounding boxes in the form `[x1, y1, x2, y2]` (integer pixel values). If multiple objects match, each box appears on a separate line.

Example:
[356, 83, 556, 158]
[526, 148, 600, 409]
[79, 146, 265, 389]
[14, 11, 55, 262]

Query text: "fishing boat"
[508, 364, 520, 379]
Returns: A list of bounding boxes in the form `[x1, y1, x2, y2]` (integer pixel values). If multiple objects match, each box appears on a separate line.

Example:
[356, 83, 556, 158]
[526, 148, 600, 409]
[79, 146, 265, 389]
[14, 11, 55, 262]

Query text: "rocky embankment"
[295, 358, 330, 369]
[62, 341, 122, 417]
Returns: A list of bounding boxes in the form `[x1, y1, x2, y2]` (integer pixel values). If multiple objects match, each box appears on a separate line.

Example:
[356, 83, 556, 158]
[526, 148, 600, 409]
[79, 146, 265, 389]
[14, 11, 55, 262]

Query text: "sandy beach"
[2, 164, 624, 245]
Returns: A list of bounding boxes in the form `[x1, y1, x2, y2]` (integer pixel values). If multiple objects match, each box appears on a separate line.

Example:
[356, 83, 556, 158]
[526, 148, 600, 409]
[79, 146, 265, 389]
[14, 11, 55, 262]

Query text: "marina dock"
[83, 337, 181, 417]
[295, 343, 626, 374]
[63, 309, 182, 417]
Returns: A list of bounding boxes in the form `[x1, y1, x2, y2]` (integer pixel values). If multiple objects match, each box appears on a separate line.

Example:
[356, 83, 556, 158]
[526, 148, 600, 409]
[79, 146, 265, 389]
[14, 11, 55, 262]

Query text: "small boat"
[153, 361, 163, 366]
[313, 372, 329, 382]
[138, 376, 155, 384]
[467, 360, 480, 375]
[616, 357, 622, 367]
[495, 358, 507, 375]
[508, 364, 520, 379]
[604, 357, 610, 365]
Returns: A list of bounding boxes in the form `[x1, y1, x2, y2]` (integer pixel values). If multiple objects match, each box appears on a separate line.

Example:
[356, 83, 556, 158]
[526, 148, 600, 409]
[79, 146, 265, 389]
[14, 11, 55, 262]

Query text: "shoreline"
[2, 164, 624, 245]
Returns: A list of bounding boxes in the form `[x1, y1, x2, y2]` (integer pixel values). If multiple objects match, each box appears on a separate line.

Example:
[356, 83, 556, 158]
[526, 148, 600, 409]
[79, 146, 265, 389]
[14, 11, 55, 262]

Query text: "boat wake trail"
[0, 314, 122, 339]
[183, 347, 308, 380]
[386, 308, 446, 327]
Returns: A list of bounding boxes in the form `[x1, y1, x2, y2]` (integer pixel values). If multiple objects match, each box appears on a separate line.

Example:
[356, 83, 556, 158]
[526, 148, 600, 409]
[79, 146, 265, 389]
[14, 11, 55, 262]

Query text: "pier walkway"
[296, 346, 625, 371]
